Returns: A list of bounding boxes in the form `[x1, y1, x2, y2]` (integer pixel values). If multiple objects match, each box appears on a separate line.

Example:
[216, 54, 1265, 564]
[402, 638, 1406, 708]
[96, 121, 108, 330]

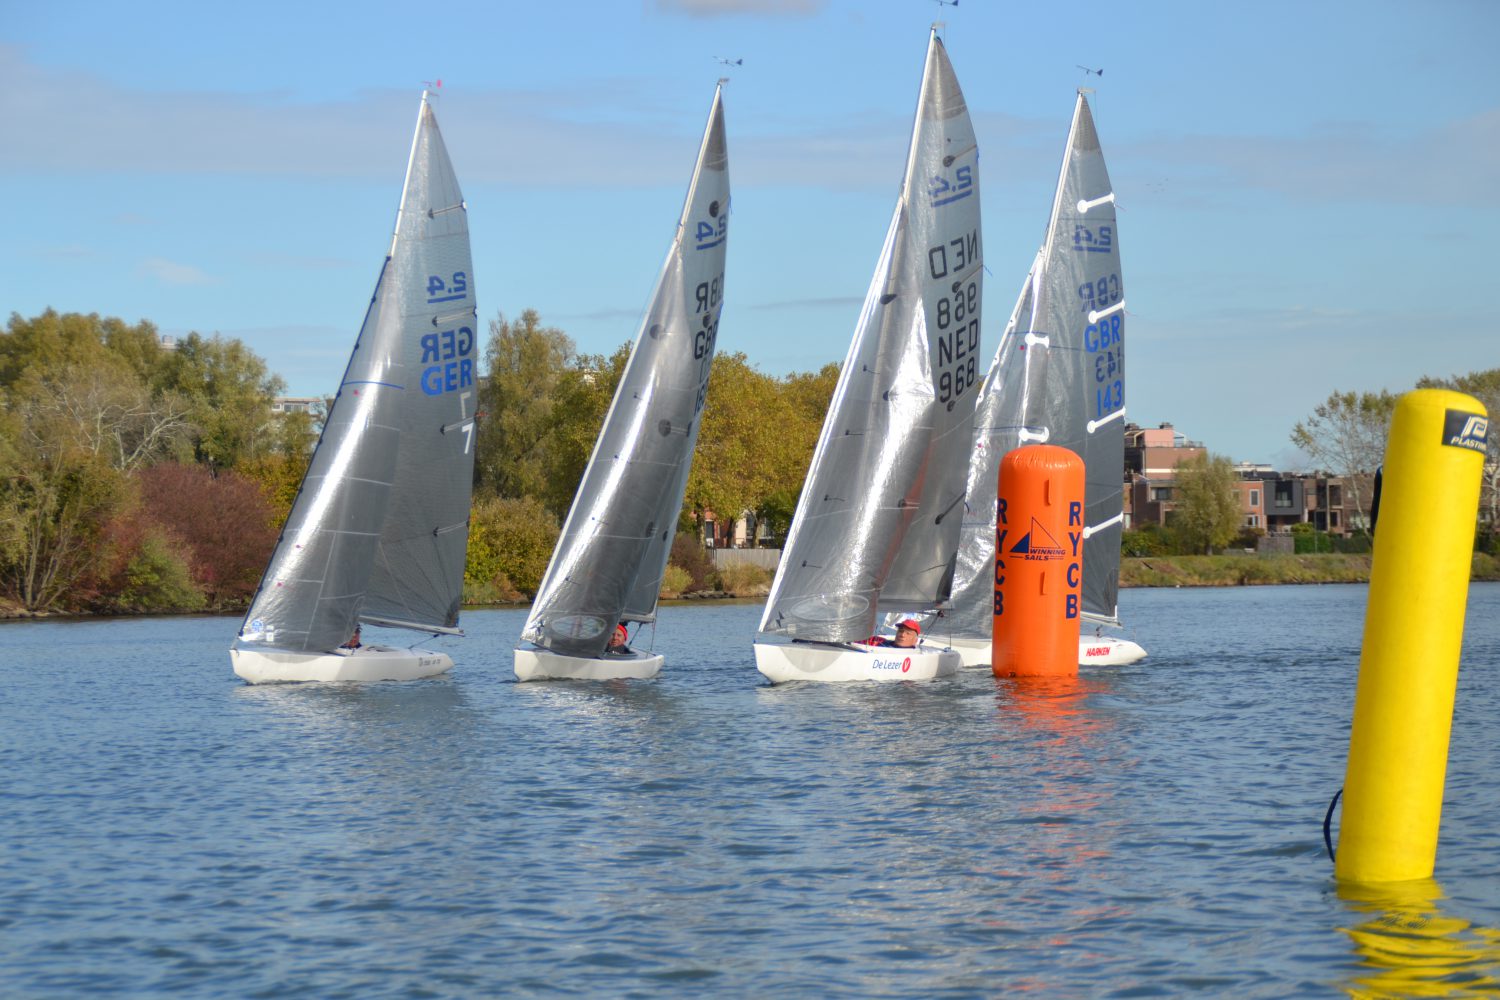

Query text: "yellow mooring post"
[1335, 389, 1489, 883]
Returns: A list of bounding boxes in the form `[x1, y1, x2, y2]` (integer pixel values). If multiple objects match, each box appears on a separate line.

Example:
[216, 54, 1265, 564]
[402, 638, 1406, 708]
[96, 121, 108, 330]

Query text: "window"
[1249, 489, 1260, 507]
[1330, 511, 1340, 528]
[1150, 486, 1173, 502]
[1328, 485, 1342, 506]
[1245, 514, 1260, 527]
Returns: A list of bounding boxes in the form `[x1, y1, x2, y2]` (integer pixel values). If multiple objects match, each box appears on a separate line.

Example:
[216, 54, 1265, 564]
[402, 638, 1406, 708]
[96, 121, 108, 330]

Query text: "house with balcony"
[1123, 422, 1205, 528]
[1121, 423, 1356, 540]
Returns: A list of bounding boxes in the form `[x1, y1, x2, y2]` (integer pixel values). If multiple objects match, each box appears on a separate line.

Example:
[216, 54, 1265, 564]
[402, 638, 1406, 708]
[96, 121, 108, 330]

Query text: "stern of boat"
[753, 640, 959, 684]
[513, 646, 664, 682]
[230, 644, 453, 684]
[1079, 636, 1148, 667]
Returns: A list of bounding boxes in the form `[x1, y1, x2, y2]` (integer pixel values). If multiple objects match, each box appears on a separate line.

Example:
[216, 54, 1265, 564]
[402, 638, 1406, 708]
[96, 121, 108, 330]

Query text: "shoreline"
[5, 553, 1497, 621]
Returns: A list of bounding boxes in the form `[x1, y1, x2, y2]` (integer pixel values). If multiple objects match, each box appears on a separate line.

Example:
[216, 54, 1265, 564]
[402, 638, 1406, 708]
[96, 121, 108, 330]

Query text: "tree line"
[1134, 372, 1499, 557]
[3, 308, 1493, 614]
[461, 309, 837, 600]
[0, 309, 836, 614]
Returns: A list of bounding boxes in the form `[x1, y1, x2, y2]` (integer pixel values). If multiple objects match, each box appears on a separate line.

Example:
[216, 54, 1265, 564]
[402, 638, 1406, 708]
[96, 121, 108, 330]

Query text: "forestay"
[759, 32, 981, 644]
[946, 91, 1125, 641]
[521, 86, 730, 659]
[237, 93, 477, 653]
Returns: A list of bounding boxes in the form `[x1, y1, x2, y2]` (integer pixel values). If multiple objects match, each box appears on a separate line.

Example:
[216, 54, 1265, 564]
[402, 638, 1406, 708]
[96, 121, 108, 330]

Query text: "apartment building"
[1122, 422, 1354, 537]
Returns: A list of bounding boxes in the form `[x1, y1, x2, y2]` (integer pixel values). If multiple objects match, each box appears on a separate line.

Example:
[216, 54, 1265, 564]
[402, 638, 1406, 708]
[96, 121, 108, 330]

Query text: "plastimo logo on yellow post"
[1442, 409, 1488, 453]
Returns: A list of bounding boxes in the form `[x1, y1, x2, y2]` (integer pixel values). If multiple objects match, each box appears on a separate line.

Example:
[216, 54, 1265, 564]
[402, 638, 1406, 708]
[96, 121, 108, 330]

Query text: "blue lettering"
[421, 358, 474, 397]
[1085, 315, 1122, 352]
[1067, 561, 1080, 588]
[1066, 592, 1079, 619]
[420, 333, 439, 363]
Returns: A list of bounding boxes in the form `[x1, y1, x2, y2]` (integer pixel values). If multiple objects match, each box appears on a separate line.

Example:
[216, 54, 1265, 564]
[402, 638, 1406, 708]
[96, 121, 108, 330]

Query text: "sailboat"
[942, 90, 1145, 668]
[753, 31, 980, 684]
[514, 85, 729, 682]
[231, 90, 477, 684]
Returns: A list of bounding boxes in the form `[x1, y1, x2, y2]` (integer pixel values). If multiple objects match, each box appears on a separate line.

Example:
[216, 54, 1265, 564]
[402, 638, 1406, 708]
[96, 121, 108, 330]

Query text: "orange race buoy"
[992, 444, 1085, 678]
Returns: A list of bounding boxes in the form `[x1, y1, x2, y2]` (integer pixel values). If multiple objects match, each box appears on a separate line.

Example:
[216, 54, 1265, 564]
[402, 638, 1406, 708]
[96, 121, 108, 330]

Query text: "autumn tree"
[238, 452, 310, 531]
[0, 383, 130, 611]
[0, 338, 186, 611]
[1417, 367, 1500, 528]
[1290, 389, 1396, 532]
[2, 311, 157, 387]
[20, 361, 194, 471]
[1172, 452, 1242, 554]
[134, 462, 278, 608]
[755, 362, 840, 542]
[535, 343, 632, 519]
[464, 495, 560, 602]
[474, 310, 576, 500]
[84, 508, 205, 614]
[153, 331, 288, 470]
[686, 353, 798, 543]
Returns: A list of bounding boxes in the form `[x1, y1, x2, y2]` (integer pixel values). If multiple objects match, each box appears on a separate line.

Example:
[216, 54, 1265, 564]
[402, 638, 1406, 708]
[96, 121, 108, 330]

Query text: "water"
[3, 584, 1499, 998]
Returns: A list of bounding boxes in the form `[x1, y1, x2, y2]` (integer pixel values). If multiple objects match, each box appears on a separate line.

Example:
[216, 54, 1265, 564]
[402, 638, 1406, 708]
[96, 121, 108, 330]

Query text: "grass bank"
[1121, 552, 1500, 588]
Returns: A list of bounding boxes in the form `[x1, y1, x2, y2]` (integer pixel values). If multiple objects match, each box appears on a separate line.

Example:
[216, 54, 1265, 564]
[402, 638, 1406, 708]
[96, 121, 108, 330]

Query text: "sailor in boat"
[606, 624, 633, 655]
[339, 626, 362, 651]
[866, 619, 922, 649]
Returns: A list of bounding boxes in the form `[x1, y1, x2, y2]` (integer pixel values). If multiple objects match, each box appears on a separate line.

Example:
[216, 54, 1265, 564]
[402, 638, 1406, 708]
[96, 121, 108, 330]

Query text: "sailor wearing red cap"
[865, 618, 921, 648]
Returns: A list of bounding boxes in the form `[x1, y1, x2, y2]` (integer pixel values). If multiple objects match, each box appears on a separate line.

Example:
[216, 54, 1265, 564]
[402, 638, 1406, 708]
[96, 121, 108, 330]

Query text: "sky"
[3, 0, 1497, 467]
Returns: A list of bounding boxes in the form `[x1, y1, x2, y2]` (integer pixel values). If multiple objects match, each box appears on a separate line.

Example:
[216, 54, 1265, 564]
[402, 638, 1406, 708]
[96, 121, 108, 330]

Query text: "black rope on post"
[1323, 788, 1343, 862]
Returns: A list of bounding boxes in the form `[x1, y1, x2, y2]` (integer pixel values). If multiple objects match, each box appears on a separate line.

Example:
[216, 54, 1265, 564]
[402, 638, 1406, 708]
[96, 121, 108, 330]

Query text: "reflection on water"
[978, 673, 1129, 988]
[1338, 878, 1500, 997]
[996, 673, 1117, 745]
[2, 590, 1499, 996]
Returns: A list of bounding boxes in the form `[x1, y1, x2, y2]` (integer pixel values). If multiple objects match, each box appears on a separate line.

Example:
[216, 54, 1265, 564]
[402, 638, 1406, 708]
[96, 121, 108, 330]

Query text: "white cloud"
[1117, 110, 1500, 208]
[139, 257, 217, 286]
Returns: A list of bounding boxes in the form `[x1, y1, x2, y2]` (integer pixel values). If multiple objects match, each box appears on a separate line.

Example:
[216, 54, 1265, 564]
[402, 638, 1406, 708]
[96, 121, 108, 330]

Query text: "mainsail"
[945, 90, 1125, 641]
[521, 85, 729, 659]
[237, 92, 477, 653]
[759, 32, 981, 644]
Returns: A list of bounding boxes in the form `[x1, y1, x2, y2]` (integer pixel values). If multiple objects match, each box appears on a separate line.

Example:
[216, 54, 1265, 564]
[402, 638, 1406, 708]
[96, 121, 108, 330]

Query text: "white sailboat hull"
[754, 640, 960, 684]
[1080, 635, 1148, 667]
[514, 647, 664, 682]
[944, 635, 1148, 668]
[230, 644, 453, 684]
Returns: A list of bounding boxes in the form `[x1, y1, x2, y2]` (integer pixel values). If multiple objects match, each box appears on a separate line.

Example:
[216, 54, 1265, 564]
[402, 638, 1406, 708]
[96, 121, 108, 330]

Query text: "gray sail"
[521, 86, 729, 658]
[945, 91, 1124, 640]
[237, 92, 476, 653]
[759, 32, 981, 644]
[943, 258, 1044, 640]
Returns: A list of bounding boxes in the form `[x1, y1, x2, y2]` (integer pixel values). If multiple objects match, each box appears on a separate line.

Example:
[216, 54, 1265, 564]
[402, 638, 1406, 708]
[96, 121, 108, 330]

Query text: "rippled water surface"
[3, 584, 1499, 997]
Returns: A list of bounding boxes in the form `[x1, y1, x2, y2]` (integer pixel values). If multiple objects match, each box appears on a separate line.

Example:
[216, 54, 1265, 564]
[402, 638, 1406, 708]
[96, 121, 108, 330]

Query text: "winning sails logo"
[1443, 410, 1488, 454]
[1008, 517, 1067, 561]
